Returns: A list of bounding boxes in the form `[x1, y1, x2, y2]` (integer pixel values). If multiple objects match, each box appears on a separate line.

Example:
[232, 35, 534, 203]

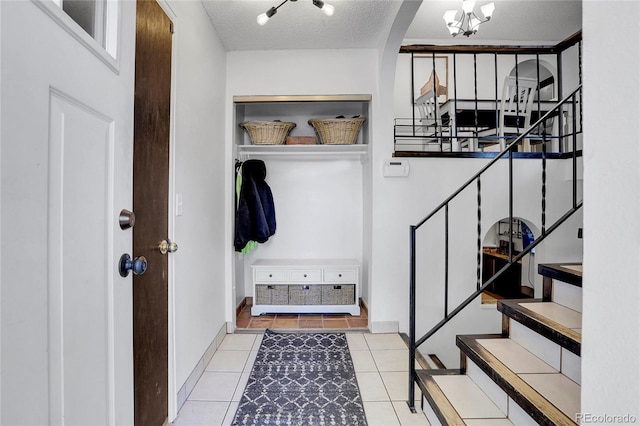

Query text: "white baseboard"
[176, 322, 228, 411]
[370, 321, 399, 333]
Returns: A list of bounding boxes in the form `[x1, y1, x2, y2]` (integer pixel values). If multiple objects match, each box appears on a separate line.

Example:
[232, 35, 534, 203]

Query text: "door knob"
[158, 239, 178, 255]
[119, 254, 147, 277]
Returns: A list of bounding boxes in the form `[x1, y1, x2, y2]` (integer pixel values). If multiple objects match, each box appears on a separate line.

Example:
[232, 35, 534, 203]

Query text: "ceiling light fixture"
[443, 0, 495, 37]
[257, 0, 334, 26]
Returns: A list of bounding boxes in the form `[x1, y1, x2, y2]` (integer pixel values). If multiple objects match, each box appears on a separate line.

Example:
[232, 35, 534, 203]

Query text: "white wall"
[166, 0, 228, 407]
[239, 158, 363, 268]
[582, 1, 640, 419]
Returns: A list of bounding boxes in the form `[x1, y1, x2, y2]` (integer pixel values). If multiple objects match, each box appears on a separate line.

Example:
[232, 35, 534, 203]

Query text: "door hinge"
[169, 22, 174, 34]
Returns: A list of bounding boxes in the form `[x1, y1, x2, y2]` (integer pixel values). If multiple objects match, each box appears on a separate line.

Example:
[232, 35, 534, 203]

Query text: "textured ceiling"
[201, 0, 402, 51]
[201, 0, 582, 51]
[404, 0, 582, 45]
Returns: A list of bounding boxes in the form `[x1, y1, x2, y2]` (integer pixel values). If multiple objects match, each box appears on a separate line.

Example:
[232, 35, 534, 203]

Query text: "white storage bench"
[251, 259, 360, 316]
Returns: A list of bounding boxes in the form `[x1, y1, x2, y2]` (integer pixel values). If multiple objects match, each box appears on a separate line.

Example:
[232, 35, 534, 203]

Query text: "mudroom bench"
[251, 259, 360, 316]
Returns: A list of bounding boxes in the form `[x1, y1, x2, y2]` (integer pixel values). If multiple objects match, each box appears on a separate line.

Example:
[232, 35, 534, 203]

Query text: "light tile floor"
[172, 332, 430, 426]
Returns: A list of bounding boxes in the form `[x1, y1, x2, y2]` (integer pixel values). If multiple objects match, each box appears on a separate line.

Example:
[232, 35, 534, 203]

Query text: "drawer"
[255, 269, 287, 282]
[289, 269, 321, 282]
[255, 285, 288, 305]
[288, 285, 322, 305]
[321, 284, 355, 305]
[324, 269, 356, 283]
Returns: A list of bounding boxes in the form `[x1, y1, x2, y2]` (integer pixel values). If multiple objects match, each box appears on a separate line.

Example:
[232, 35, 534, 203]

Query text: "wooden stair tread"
[464, 419, 515, 426]
[456, 334, 579, 425]
[416, 370, 510, 425]
[538, 263, 582, 287]
[473, 338, 558, 374]
[499, 299, 582, 355]
[432, 375, 507, 420]
[416, 370, 465, 425]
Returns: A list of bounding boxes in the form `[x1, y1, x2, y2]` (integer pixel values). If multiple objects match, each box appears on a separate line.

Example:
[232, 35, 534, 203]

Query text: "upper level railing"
[407, 84, 583, 411]
[394, 31, 582, 156]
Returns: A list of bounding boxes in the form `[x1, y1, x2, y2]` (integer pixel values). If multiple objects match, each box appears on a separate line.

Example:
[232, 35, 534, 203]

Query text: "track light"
[257, 7, 278, 26]
[257, 0, 335, 25]
[313, 0, 334, 16]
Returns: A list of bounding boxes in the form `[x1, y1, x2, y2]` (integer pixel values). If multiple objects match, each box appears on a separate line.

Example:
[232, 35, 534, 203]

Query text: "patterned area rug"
[232, 330, 368, 425]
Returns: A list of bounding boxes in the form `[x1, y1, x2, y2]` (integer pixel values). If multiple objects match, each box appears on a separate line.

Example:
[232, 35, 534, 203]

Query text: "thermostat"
[383, 159, 409, 177]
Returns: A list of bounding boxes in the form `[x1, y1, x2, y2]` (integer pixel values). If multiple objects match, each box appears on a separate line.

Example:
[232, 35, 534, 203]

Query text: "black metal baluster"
[556, 50, 565, 152]
[542, 129, 547, 236]
[477, 177, 482, 290]
[493, 53, 498, 150]
[572, 92, 578, 208]
[444, 204, 449, 318]
[453, 53, 458, 148]
[536, 54, 542, 143]
[408, 225, 416, 412]
[509, 146, 514, 263]
[411, 53, 416, 140]
[578, 40, 583, 133]
[514, 54, 519, 136]
[474, 54, 479, 135]
[432, 52, 440, 151]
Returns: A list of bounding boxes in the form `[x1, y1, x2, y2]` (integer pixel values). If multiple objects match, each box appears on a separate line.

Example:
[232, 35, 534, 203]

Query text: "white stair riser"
[562, 348, 581, 385]
[467, 361, 508, 415]
[510, 320, 561, 370]
[465, 360, 539, 425]
[507, 396, 539, 425]
[553, 280, 582, 312]
[421, 394, 443, 426]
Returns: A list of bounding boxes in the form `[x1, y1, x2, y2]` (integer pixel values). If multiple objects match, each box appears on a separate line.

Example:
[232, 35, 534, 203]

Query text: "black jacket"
[234, 160, 276, 251]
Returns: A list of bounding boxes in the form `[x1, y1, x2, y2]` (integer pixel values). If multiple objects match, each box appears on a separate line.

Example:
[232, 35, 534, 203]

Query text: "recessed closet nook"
[232, 95, 371, 326]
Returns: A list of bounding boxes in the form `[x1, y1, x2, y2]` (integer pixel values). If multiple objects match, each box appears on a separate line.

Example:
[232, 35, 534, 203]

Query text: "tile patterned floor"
[172, 332, 430, 426]
[235, 302, 370, 330]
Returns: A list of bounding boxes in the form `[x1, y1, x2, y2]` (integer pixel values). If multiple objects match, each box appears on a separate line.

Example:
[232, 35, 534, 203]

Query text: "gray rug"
[232, 330, 368, 426]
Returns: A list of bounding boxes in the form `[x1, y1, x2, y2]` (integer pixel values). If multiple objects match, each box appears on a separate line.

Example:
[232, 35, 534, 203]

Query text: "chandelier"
[257, 0, 335, 26]
[443, 0, 495, 37]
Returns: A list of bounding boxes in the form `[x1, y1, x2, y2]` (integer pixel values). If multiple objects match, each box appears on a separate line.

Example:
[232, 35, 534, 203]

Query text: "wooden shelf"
[237, 144, 368, 160]
[233, 94, 372, 103]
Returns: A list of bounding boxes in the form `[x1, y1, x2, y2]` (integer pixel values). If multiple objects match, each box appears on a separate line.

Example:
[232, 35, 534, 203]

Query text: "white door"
[1, 1, 136, 424]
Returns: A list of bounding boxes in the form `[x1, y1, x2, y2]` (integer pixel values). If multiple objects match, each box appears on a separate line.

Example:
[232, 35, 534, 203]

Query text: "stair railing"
[408, 85, 583, 412]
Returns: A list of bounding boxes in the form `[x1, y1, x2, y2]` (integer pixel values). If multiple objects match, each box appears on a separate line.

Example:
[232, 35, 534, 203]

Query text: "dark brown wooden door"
[133, 1, 172, 424]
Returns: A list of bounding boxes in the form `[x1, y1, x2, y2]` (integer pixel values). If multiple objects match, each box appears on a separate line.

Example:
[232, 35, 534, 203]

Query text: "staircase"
[417, 263, 582, 425]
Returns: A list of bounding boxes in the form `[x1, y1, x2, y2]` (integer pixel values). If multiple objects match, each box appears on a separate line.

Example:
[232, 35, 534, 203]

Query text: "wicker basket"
[240, 121, 296, 145]
[288, 285, 322, 305]
[308, 117, 366, 145]
[321, 284, 355, 305]
[256, 285, 289, 305]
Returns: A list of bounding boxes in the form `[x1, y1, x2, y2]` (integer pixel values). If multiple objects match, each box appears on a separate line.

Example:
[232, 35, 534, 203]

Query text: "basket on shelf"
[240, 120, 296, 145]
[308, 116, 366, 145]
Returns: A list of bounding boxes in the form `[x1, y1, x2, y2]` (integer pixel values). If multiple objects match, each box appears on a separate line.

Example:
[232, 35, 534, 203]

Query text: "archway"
[481, 217, 539, 304]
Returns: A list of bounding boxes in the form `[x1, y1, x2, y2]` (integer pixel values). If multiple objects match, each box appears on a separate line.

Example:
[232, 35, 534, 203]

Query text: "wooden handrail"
[400, 30, 581, 54]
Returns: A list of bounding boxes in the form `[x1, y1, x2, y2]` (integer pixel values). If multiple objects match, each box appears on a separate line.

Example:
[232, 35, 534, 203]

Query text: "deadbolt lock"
[119, 209, 136, 230]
